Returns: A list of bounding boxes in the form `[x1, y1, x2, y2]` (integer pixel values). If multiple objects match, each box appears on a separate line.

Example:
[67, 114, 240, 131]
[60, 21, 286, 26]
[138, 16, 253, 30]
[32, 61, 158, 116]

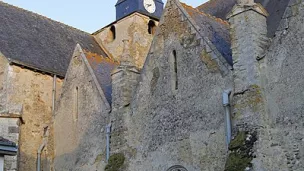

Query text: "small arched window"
[73, 86, 79, 122]
[148, 20, 157, 35]
[167, 165, 188, 171]
[109, 25, 116, 41]
[169, 50, 178, 91]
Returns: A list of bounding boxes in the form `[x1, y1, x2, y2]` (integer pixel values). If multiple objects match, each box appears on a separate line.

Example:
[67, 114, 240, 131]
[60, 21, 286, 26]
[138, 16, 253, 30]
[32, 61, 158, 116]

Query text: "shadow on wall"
[54, 110, 109, 171]
[212, 32, 232, 65]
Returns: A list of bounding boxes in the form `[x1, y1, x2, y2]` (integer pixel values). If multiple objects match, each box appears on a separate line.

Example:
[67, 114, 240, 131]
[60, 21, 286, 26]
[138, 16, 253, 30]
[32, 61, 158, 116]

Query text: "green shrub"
[105, 153, 125, 171]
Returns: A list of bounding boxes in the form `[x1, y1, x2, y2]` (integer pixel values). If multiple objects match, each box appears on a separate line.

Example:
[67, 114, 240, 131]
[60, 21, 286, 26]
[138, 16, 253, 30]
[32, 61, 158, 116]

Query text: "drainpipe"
[223, 89, 232, 149]
[106, 124, 111, 162]
[52, 75, 57, 116]
[37, 140, 47, 171]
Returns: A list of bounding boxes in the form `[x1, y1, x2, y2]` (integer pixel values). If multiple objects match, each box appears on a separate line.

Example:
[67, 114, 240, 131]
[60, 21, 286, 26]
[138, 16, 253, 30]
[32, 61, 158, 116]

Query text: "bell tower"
[115, 0, 164, 20]
[93, 0, 164, 69]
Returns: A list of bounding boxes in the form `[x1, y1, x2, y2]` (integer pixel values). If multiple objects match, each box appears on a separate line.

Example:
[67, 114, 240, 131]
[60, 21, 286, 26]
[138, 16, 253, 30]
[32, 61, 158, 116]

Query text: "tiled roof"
[181, 3, 232, 65]
[0, 136, 16, 147]
[0, 1, 106, 77]
[196, 0, 237, 20]
[84, 50, 119, 105]
[196, 0, 291, 37]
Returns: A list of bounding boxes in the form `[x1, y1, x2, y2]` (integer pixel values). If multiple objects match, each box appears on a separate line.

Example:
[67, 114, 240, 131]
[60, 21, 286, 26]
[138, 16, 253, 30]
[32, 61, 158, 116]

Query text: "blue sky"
[3, 0, 208, 33]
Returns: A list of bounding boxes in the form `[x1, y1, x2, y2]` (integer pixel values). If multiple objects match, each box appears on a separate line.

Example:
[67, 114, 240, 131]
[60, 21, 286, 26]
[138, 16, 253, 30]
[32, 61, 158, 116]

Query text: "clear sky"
[3, 0, 208, 33]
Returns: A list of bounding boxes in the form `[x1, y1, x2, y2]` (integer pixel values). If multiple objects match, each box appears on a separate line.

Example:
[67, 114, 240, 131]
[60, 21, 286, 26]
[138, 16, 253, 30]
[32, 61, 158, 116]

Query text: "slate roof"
[181, 3, 233, 65]
[196, 0, 291, 37]
[196, 0, 237, 20]
[0, 136, 16, 147]
[116, 0, 163, 5]
[0, 1, 106, 77]
[84, 50, 118, 105]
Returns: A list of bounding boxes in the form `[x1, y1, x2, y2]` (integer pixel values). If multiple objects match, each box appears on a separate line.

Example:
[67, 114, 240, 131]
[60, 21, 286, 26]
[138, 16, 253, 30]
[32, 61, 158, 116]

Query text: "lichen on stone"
[201, 49, 219, 72]
[94, 153, 103, 164]
[225, 131, 257, 171]
[105, 153, 125, 171]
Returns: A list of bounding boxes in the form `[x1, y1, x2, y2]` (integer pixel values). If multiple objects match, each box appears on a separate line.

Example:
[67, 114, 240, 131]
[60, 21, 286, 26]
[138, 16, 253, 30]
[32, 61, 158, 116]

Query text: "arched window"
[148, 20, 157, 35]
[109, 25, 116, 41]
[167, 165, 188, 171]
[169, 50, 178, 91]
[73, 86, 78, 121]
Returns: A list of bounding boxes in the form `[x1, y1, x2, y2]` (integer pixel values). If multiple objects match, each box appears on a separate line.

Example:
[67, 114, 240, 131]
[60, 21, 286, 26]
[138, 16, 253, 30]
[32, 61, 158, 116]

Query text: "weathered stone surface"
[3, 0, 304, 171]
[0, 53, 8, 113]
[94, 13, 157, 69]
[54, 46, 110, 171]
[4, 65, 63, 171]
[0, 118, 19, 171]
[227, 2, 269, 170]
[118, 1, 233, 170]
[254, 1, 304, 170]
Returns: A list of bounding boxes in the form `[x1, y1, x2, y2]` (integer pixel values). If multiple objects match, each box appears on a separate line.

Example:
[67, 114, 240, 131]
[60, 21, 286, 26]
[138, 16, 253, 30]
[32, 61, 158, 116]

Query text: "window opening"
[110, 25, 116, 40]
[173, 50, 178, 90]
[73, 86, 78, 121]
[148, 20, 157, 35]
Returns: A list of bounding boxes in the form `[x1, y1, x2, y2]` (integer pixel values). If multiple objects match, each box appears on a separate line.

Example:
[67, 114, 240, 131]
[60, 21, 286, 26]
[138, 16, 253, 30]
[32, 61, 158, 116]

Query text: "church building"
[0, 0, 304, 170]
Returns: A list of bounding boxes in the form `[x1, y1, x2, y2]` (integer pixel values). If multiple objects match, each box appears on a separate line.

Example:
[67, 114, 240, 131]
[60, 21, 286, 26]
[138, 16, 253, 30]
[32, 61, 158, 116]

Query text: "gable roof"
[181, 3, 232, 65]
[196, 0, 291, 37]
[0, 1, 106, 77]
[84, 50, 119, 105]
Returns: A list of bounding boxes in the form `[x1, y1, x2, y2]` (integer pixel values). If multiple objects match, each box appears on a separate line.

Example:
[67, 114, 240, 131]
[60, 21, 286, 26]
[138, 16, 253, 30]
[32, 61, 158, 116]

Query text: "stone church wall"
[0, 53, 20, 171]
[124, 1, 233, 170]
[94, 13, 157, 69]
[0, 53, 8, 113]
[0, 118, 19, 171]
[4, 65, 62, 171]
[254, 1, 304, 170]
[54, 49, 110, 171]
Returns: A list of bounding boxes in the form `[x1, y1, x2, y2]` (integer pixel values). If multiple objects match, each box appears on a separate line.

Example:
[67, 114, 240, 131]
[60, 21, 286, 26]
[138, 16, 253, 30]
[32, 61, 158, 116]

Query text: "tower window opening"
[148, 20, 156, 35]
[110, 25, 116, 41]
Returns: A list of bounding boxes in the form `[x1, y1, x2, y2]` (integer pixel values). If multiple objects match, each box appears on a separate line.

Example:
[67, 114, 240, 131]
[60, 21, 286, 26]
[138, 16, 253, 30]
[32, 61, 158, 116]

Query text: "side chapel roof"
[0, 1, 106, 77]
[84, 50, 118, 105]
[196, 0, 291, 37]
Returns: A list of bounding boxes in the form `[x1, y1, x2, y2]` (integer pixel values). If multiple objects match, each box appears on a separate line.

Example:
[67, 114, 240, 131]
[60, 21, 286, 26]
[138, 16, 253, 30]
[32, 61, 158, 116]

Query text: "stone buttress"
[109, 40, 140, 166]
[225, 0, 269, 170]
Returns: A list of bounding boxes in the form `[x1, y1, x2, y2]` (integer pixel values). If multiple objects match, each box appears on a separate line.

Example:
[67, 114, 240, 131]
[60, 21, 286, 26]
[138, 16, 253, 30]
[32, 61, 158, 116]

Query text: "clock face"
[143, 0, 156, 14]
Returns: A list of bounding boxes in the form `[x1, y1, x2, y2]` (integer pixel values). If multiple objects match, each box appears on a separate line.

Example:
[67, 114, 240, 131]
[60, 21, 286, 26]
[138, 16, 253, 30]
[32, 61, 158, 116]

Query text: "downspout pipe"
[223, 89, 232, 149]
[106, 124, 111, 162]
[37, 140, 47, 171]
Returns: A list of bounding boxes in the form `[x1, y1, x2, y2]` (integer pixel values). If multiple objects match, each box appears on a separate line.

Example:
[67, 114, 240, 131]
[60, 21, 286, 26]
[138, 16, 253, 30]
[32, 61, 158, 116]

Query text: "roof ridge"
[0, 1, 91, 35]
[180, 2, 229, 26]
